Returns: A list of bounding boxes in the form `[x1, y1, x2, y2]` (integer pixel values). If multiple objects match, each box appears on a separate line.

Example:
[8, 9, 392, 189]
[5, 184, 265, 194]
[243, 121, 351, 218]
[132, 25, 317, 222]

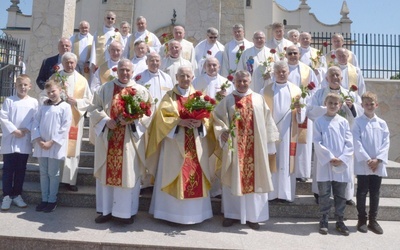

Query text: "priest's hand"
[106, 119, 118, 130]
[12, 129, 25, 138]
[66, 96, 77, 106]
[330, 158, 343, 167]
[262, 72, 271, 80]
[179, 119, 201, 129]
[120, 119, 134, 126]
[344, 98, 353, 109]
[217, 89, 227, 98]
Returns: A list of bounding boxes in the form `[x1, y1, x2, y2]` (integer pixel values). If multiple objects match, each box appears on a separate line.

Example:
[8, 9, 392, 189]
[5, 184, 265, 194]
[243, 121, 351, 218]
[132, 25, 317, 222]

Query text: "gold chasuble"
[234, 94, 255, 194]
[346, 63, 358, 88]
[263, 82, 303, 174]
[106, 84, 125, 186]
[146, 85, 213, 200]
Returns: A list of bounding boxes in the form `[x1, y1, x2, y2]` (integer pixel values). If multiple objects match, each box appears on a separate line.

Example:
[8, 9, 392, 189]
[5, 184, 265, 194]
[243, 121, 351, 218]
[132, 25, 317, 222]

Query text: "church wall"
[244, 0, 274, 40]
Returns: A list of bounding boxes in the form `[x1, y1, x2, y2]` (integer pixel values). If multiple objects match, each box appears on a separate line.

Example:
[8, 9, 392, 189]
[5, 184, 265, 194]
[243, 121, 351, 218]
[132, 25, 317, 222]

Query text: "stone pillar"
[27, 0, 76, 95]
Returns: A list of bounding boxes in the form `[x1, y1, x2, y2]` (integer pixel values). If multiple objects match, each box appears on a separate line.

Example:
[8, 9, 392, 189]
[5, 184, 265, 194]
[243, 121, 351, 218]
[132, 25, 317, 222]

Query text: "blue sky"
[1, 0, 399, 35]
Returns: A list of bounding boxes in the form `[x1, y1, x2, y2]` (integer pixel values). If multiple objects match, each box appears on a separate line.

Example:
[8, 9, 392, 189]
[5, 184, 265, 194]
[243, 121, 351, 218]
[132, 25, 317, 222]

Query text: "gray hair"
[234, 70, 251, 79]
[232, 24, 244, 30]
[118, 58, 134, 70]
[207, 27, 219, 36]
[273, 60, 289, 71]
[61, 52, 77, 63]
[287, 29, 299, 37]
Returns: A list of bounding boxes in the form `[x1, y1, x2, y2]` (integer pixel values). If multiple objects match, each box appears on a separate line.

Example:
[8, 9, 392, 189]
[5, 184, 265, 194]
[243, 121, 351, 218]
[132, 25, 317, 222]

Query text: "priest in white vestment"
[286, 45, 320, 182]
[70, 20, 93, 81]
[146, 66, 215, 225]
[321, 48, 366, 95]
[89, 11, 121, 73]
[119, 21, 131, 50]
[299, 32, 327, 84]
[213, 70, 279, 230]
[237, 31, 277, 94]
[161, 40, 194, 85]
[130, 40, 148, 76]
[262, 61, 306, 203]
[89, 59, 153, 224]
[221, 24, 254, 77]
[194, 27, 225, 76]
[90, 41, 122, 93]
[307, 66, 363, 205]
[265, 22, 293, 61]
[326, 33, 359, 68]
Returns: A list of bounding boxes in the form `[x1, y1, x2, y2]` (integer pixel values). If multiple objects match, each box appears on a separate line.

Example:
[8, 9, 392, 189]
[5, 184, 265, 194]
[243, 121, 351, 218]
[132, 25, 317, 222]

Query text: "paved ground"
[0, 205, 399, 249]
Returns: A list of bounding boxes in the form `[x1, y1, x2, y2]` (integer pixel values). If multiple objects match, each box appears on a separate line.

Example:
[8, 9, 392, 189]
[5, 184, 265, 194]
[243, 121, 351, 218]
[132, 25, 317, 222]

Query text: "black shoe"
[336, 221, 349, 236]
[95, 213, 112, 223]
[35, 202, 48, 212]
[314, 193, 319, 204]
[65, 184, 78, 192]
[319, 220, 328, 235]
[222, 218, 235, 227]
[346, 199, 356, 206]
[43, 202, 57, 213]
[357, 219, 368, 233]
[296, 178, 307, 182]
[278, 199, 293, 204]
[368, 220, 383, 234]
[247, 221, 260, 230]
[113, 215, 135, 224]
[268, 198, 279, 204]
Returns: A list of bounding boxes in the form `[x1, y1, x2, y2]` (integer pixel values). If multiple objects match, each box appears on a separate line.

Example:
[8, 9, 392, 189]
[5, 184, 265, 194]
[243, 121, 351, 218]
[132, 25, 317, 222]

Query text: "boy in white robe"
[353, 91, 390, 234]
[1, 75, 38, 210]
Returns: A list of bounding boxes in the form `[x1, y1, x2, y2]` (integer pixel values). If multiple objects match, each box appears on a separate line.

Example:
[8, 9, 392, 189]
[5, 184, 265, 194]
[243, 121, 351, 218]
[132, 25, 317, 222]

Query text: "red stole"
[234, 94, 255, 194]
[106, 84, 125, 186]
[176, 95, 204, 199]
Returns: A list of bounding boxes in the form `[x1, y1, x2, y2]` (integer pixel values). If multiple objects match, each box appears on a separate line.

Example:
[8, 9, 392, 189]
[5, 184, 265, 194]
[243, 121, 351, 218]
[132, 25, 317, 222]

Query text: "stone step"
[1, 181, 400, 221]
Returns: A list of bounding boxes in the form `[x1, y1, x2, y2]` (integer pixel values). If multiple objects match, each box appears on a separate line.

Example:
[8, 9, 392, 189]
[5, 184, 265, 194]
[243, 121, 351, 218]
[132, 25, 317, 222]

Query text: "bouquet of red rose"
[180, 91, 216, 120]
[116, 87, 152, 122]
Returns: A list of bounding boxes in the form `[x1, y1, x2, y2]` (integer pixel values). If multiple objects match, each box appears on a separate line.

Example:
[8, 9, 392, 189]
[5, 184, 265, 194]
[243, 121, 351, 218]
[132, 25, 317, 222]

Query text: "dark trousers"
[356, 175, 382, 219]
[2, 153, 29, 197]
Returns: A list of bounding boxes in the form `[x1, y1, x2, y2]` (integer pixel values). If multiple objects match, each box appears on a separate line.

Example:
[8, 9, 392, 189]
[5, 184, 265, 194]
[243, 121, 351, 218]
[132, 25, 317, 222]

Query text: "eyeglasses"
[287, 52, 298, 56]
[107, 17, 115, 21]
[208, 36, 218, 39]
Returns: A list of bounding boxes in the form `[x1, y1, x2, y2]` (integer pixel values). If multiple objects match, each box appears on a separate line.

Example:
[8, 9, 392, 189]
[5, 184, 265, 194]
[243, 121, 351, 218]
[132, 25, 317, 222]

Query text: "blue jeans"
[356, 175, 382, 220]
[2, 153, 29, 197]
[38, 157, 62, 203]
[318, 181, 347, 221]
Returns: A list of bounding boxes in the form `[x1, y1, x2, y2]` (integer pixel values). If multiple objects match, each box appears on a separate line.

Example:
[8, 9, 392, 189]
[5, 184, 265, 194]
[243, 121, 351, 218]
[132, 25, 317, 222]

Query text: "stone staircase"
[1, 121, 400, 221]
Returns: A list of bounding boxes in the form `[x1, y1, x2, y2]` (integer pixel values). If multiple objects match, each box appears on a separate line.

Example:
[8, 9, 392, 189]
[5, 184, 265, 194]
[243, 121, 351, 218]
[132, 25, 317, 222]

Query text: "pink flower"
[207, 50, 212, 55]
[135, 75, 142, 81]
[140, 102, 147, 109]
[270, 49, 276, 54]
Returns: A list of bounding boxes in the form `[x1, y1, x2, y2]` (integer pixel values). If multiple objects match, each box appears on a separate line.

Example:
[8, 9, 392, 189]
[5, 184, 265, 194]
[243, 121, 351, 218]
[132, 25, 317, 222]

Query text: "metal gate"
[0, 33, 26, 103]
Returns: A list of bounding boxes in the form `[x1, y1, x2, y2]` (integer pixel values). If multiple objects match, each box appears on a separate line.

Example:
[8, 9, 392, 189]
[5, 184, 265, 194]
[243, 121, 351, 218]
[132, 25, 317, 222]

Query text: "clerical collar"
[79, 33, 88, 39]
[205, 74, 218, 81]
[329, 87, 341, 94]
[136, 30, 146, 36]
[62, 71, 74, 77]
[288, 64, 299, 69]
[274, 38, 282, 44]
[301, 47, 310, 52]
[275, 81, 288, 86]
[103, 25, 114, 33]
[339, 64, 348, 69]
[169, 56, 180, 62]
[235, 40, 244, 44]
[177, 85, 190, 97]
[254, 46, 264, 51]
[149, 70, 159, 76]
[233, 89, 252, 97]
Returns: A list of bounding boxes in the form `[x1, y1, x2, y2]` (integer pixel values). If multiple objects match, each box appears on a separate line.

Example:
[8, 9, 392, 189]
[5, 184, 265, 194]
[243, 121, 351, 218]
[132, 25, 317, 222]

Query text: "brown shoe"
[247, 221, 260, 230]
[95, 214, 112, 223]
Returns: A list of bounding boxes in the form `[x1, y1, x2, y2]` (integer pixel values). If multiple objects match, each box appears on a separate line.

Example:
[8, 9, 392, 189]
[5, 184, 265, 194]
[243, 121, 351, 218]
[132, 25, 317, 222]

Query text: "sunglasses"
[287, 52, 298, 56]
[107, 17, 115, 21]
[208, 36, 218, 39]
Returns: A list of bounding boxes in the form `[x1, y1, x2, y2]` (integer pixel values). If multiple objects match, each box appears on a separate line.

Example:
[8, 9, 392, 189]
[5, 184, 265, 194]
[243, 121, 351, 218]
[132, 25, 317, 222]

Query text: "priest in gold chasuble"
[89, 59, 152, 224]
[213, 70, 279, 229]
[146, 66, 214, 225]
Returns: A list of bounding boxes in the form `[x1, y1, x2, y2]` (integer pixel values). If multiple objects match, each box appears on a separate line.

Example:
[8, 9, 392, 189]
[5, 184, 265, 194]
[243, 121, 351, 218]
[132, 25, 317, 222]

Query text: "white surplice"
[160, 56, 193, 84]
[221, 38, 254, 77]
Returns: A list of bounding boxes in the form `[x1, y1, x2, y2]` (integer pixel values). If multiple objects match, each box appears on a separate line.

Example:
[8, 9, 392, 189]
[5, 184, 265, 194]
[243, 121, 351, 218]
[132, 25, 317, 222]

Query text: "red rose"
[207, 50, 212, 55]
[227, 75, 234, 81]
[126, 88, 137, 96]
[114, 28, 119, 32]
[239, 45, 245, 51]
[236, 102, 244, 109]
[135, 75, 141, 81]
[331, 54, 336, 59]
[283, 47, 287, 51]
[210, 99, 216, 105]
[204, 95, 211, 101]
[162, 33, 168, 37]
[322, 41, 329, 47]
[307, 82, 316, 90]
[140, 102, 147, 109]
[145, 109, 152, 117]
[53, 65, 60, 71]
[112, 67, 117, 72]
[195, 90, 203, 97]
[350, 85, 358, 92]
[270, 49, 276, 54]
